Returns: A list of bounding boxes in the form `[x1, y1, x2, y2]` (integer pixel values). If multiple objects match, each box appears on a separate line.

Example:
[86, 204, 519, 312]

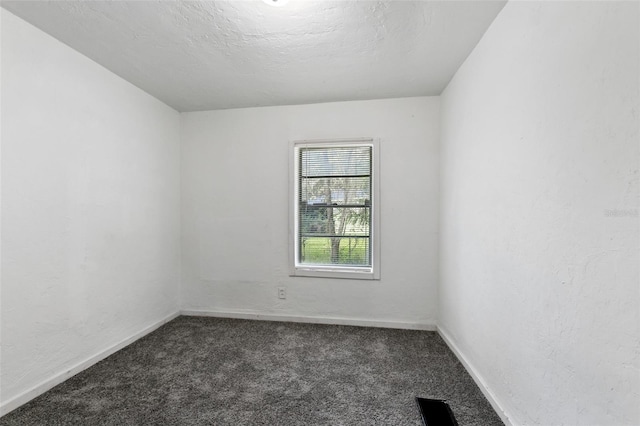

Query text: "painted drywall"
[0, 8, 3, 409]
[181, 97, 439, 328]
[1, 1, 506, 111]
[1, 9, 181, 410]
[439, 2, 639, 425]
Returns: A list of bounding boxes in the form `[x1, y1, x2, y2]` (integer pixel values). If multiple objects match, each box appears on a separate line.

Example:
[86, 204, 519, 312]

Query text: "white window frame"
[289, 138, 380, 280]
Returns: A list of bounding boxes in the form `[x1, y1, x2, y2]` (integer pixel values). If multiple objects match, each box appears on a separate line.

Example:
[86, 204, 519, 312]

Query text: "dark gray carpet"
[0, 316, 503, 425]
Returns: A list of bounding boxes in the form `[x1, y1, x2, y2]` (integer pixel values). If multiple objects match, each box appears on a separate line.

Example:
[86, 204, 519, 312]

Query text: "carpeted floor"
[0, 316, 503, 425]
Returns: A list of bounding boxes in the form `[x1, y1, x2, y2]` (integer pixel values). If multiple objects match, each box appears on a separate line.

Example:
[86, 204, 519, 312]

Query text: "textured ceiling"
[1, 0, 507, 112]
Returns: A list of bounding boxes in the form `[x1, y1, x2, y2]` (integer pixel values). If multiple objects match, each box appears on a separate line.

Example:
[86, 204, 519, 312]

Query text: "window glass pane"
[301, 146, 371, 177]
[298, 145, 372, 268]
[300, 206, 369, 237]
[300, 177, 370, 206]
[300, 236, 370, 266]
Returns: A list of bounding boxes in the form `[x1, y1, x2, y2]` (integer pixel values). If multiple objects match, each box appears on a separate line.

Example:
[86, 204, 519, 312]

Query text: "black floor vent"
[415, 397, 459, 426]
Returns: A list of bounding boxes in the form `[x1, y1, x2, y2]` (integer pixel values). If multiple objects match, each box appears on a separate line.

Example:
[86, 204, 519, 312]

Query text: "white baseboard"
[181, 309, 437, 331]
[0, 311, 180, 417]
[437, 325, 514, 426]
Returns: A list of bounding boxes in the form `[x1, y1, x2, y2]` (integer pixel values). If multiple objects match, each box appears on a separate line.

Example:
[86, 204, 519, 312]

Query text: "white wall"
[439, 2, 639, 425]
[0, 8, 3, 410]
[1, 10, 181, 412]
[181, 97, 439, 329]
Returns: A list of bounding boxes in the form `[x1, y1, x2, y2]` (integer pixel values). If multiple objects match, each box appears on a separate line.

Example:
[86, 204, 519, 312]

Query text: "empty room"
[1, 0, 638, 425]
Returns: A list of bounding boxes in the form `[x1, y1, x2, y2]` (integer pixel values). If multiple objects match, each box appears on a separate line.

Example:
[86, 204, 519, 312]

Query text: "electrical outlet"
[278, 287, 286, 299]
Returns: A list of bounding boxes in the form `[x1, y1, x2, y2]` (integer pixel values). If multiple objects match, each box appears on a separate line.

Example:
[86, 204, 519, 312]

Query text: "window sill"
[290, 266, 379, 280]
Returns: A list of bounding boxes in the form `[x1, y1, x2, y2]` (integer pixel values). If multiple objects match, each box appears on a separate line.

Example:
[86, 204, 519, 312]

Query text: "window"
[289, 138, 380, 279]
